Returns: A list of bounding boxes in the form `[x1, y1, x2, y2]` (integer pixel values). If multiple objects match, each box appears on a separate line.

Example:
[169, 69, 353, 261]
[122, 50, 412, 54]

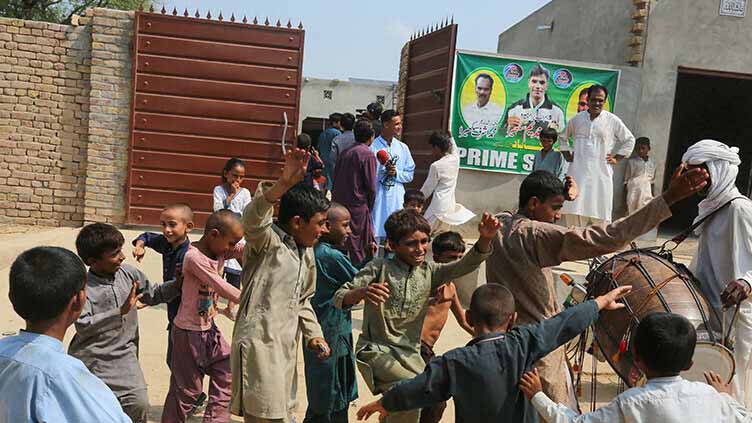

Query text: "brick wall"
[0, 8, 133, 227]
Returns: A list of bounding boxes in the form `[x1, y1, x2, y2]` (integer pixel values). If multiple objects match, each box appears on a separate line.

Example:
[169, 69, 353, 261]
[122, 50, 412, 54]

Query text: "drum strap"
[669, 197, 746, 247]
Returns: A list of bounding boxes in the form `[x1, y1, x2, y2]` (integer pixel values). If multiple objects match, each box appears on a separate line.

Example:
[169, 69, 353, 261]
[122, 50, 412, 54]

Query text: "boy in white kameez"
[520, 313, 752, 422]
[624, 137, 656, 214]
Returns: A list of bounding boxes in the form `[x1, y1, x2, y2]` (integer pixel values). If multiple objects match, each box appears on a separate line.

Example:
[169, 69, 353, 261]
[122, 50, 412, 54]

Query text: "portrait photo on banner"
[450, 51, 620, 175]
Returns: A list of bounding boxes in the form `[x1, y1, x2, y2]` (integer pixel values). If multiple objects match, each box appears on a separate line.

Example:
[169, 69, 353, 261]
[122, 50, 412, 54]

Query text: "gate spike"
[206, 10, 211, 19]
[148, 4, 154, 12]
[183, 8, 189, 16]
[194, 9, 200, 18]
[276, 19, 281, 27]
[264, 17, 270, 25]
[171, 7, 177, 15]
[160, 5, 166, 14]
[298, 21, 303, 29]
[443, 16, 448, 27]
[218, 11, 223, 21]
[230, 13, 235, 22]
[287, 19, 292, 28]
[243, 15, 249, 24]
[451, 15, 454, 24]
[252, 16, 257, 24]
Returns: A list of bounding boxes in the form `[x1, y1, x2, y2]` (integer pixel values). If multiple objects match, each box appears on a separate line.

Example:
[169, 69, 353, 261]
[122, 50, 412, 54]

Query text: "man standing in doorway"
[370, 110, 415, 244]
[318, 113, 342, 191]
[560, 85, 635, 225]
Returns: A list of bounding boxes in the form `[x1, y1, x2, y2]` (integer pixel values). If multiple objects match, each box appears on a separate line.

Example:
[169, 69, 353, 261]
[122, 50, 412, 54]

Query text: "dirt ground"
[0, 227, 697, 422]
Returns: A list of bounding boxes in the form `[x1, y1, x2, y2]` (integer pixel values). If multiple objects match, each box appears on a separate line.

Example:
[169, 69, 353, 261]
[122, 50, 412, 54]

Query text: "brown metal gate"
[126, 8, 304, 227]
[401, 20, 457, 188]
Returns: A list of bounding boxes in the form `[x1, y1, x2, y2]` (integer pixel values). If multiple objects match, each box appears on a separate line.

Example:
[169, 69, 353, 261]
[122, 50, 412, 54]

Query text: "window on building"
[324, 90, 333, 100]
[376, 95, 385, 104]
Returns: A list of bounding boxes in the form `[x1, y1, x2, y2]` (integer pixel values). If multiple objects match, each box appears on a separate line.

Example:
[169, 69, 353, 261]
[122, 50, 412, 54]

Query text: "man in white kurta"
[560, 85, 635, 225]
[420, 134, 474, 233]
[682, 139, 752, 408]
[370, 110, 415, 242]
[462, 73, 504, 138]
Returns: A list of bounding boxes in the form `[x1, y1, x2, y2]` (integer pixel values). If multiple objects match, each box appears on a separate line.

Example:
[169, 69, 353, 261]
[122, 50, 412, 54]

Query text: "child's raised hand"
[519, 368, 543, 400]
[281, 147, 311, 186]
[477, 212, 502, 239]
[705, 371, 733, 395]
[120, 281, 144, 315]
[132, 245, 145, 262]
[356, 399, 389, 421]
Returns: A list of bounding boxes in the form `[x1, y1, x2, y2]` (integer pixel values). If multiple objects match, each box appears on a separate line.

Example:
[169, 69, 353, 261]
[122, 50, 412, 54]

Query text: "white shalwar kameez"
[420, 139, 475, 231]
[683, 139, 752, 408]
[624, 157, 656, 214]
[560, 111, 635, 222]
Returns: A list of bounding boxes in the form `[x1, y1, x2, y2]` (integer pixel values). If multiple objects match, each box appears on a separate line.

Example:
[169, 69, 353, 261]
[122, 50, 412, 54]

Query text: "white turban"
[681, 139, 742, 233]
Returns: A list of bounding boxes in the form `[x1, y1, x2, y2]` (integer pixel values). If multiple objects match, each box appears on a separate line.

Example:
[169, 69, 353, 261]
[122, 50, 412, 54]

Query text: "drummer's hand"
[721, 279, 752, 308]
[662, 163, 710, 205]
[519, 368, 543, 400]
[705, 371, 733, 395]
[594, 285, 632, 311]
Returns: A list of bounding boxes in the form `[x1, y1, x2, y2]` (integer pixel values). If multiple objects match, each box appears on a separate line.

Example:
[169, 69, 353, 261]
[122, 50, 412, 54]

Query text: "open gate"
[400, 20, 458, 188]
[126, 8, 304, 226]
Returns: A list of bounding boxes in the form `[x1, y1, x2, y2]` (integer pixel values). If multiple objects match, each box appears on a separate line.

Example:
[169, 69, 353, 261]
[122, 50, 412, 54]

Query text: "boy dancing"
[357, 284, 631, 422]
[230, 148, 331, 423]
[69, 223, 181, 423]
[334, 209, 501, 423]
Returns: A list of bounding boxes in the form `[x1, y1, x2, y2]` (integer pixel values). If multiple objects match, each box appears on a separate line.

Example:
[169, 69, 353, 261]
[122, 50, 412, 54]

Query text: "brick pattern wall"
[396, 41, 409, 114]
[0, 8, 133, 227]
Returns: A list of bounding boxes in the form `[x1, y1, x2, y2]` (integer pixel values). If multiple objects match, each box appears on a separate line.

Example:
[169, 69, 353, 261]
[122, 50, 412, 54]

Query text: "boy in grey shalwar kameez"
[69, 223, 181, 423]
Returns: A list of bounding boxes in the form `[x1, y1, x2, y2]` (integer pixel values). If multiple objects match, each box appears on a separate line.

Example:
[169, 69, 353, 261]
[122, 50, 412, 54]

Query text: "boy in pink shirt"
[162, 209, 243, 423]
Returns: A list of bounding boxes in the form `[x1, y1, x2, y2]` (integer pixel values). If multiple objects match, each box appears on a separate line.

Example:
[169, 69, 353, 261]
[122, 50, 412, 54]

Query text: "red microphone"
[376, 149, 390, 166]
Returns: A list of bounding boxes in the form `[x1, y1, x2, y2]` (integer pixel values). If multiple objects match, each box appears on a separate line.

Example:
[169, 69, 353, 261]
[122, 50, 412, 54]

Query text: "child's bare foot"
[221, 307, 236, 321]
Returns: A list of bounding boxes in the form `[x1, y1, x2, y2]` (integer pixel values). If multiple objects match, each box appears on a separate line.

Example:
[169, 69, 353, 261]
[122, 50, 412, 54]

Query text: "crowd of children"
[1, 129, 744, 423]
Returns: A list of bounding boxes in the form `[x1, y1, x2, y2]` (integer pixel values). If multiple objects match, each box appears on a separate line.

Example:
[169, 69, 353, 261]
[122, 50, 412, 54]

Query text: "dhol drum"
[586, 248, 734, 387]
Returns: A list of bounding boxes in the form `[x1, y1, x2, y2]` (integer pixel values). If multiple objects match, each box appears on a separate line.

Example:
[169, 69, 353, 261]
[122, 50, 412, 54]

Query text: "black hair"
[380, 109, 400, 125]
[221, 157, 246, 183]
[297, 133, 312, 150]
[429, 131, 452, 154]
[279, 183, 330, 225]
[469, 284, 515, 329]
[475, 73, 494, 89]
[634, 312, 697, 375]
[340, 112, 356, 131]
[636, 137, 651, 148]
[588, 84, 609, 99]
[354, 119, 375, 143]
[529, 63, 550, 81]
[367, 102, 384, 119]
[403, 189, 425, 206]
[10, 247, 87, 322]
[432, 231, 465, 256]
[75, 223, 125, 264]
[164, 202, 194, 222]
[328, 112, 342, 125]
[539, 127, 558, 141]
[384, 209, 431, 245]
[205, 209, 241, 235]
[518, 170, 565, 209]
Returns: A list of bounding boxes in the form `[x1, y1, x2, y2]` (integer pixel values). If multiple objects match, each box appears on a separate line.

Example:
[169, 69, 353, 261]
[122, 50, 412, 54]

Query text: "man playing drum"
[682, 139, 752, 408]
[486, 167, 709, 409]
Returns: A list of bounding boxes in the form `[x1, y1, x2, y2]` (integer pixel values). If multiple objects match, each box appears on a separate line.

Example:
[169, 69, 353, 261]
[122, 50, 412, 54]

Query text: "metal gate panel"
[401, 22, 457, 188]
[126, 9, 304, 227]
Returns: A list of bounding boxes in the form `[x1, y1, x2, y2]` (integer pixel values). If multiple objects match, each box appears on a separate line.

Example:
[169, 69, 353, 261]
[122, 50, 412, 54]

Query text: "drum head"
[681, 342, 735, 384]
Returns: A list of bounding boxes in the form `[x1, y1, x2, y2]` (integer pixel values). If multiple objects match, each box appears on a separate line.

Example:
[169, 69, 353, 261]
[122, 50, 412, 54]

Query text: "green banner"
[450, 51, 620, 174]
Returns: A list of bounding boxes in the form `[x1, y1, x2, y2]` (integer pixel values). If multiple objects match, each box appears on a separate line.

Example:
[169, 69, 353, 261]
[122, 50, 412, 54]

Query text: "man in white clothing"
[420, 131, 474, 233]
[560, 85, 635, 225]
[682, 139, 752, 408]
[520, 313, 752, 422]
[462, 73, 504, 136]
